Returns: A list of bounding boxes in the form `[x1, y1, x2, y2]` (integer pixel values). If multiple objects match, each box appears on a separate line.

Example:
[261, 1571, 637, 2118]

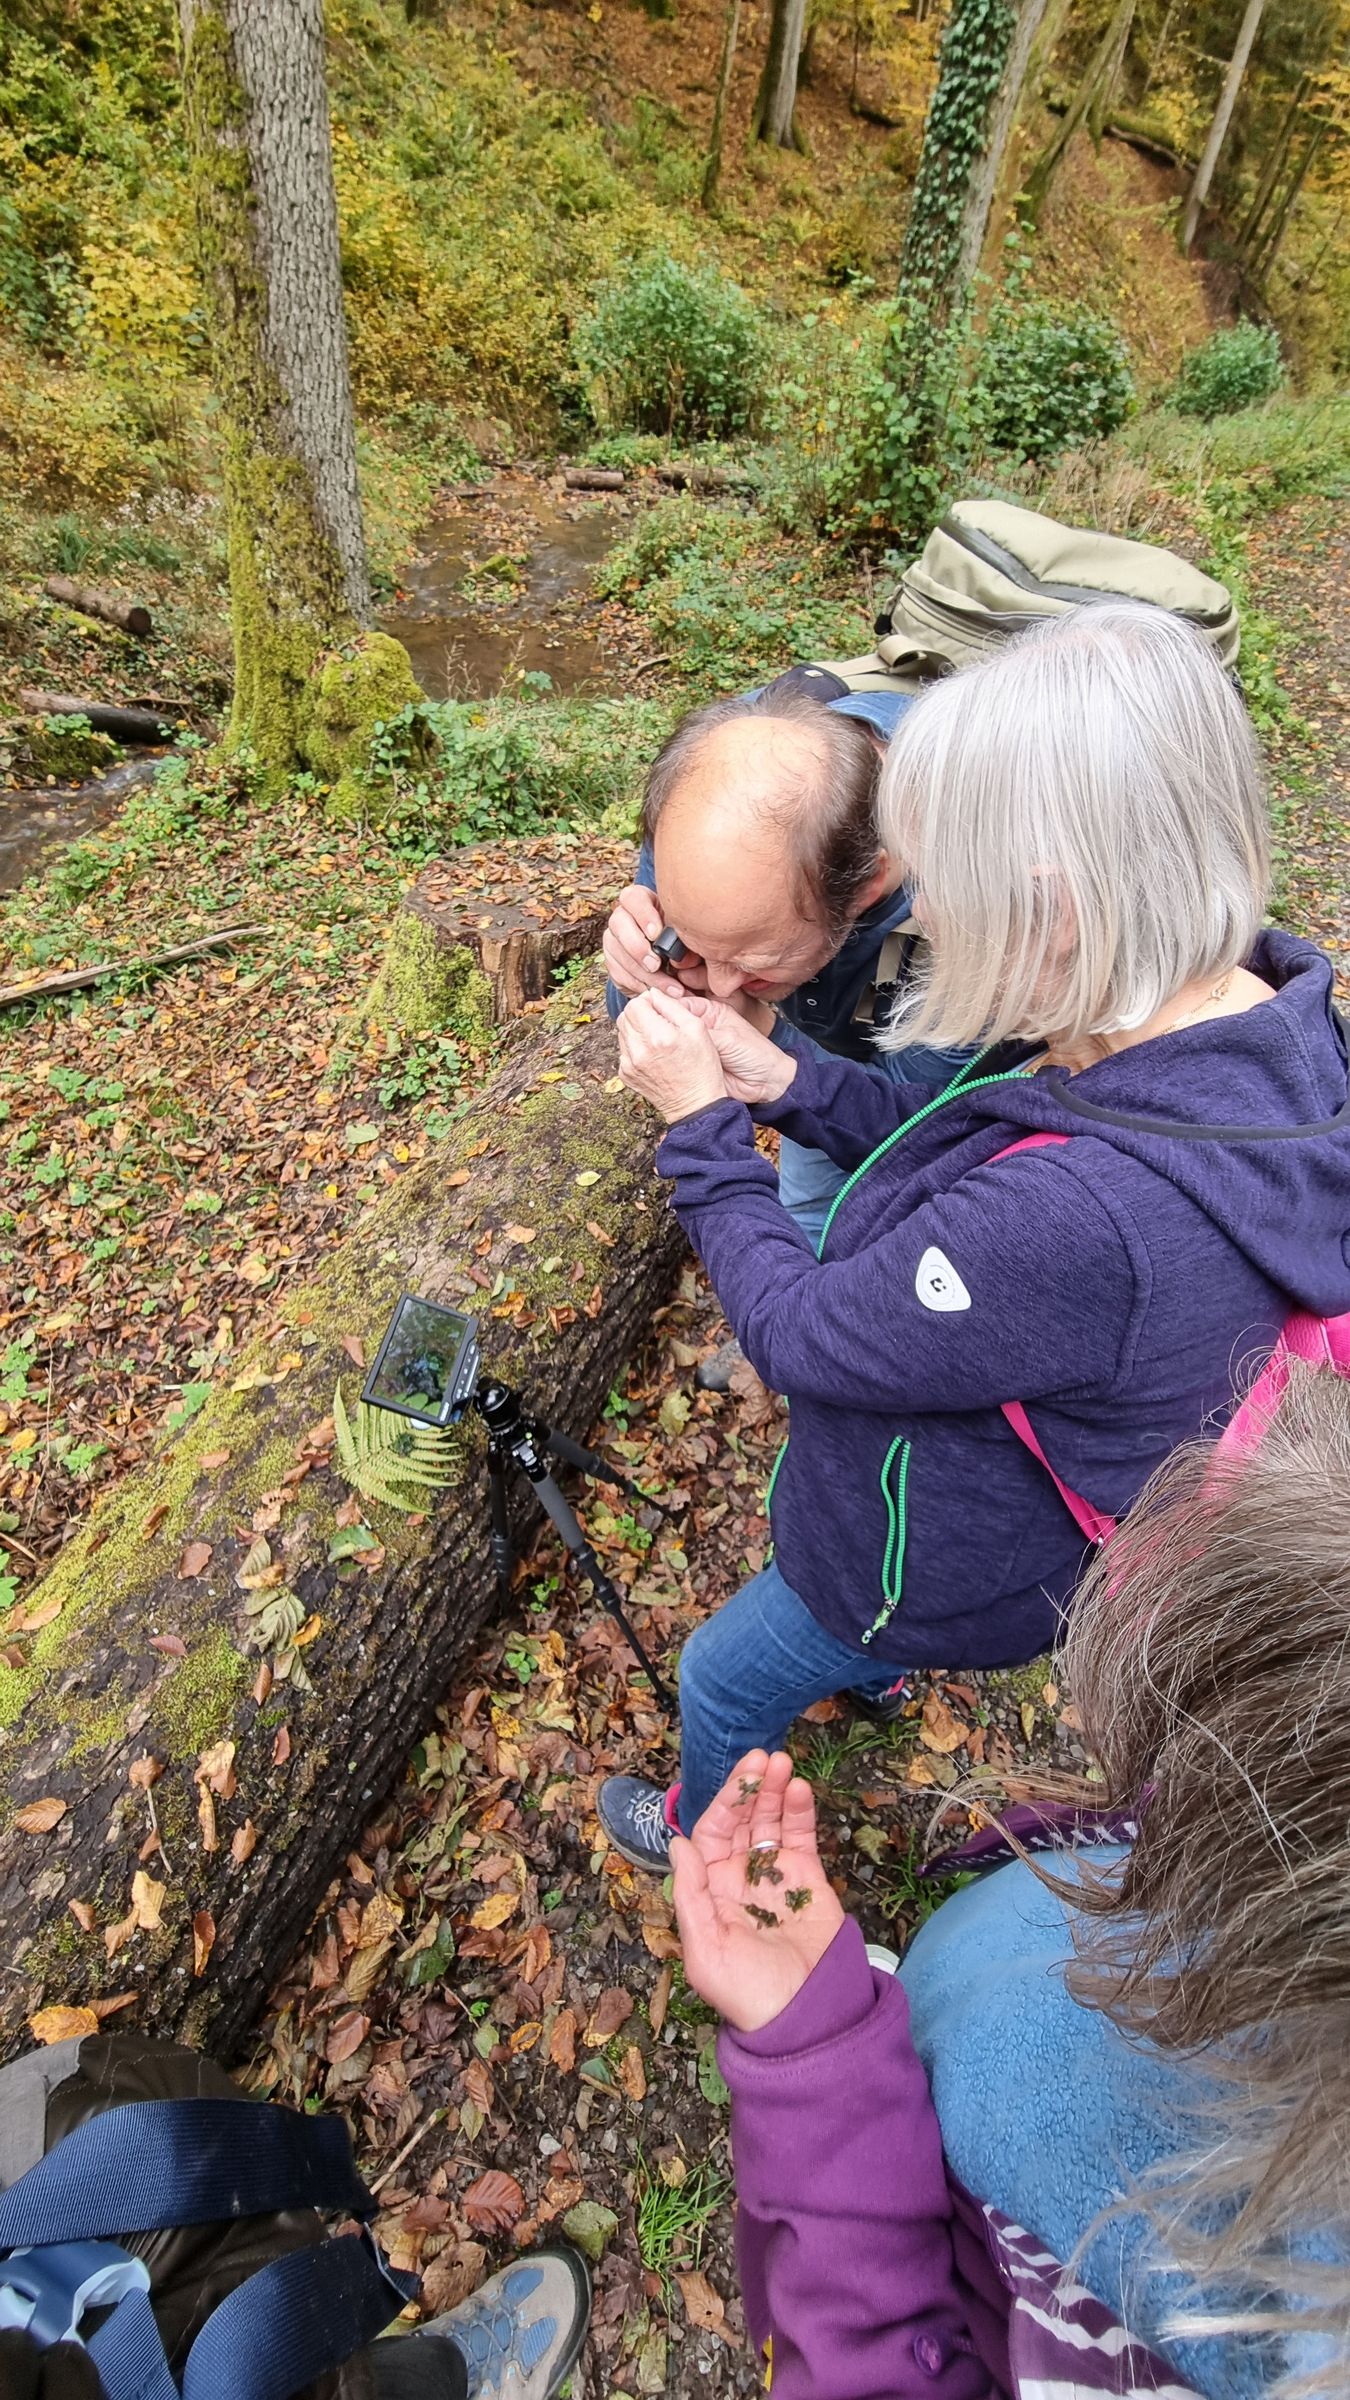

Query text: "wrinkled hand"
[679, 994, 797, 1106]
[672, 1749, 846, 2033]
[602, 885, 709, 1000]
[616, 985, 728, 1122]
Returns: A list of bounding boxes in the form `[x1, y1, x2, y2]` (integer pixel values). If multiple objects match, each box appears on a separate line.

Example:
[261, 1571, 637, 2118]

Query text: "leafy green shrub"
[596, 497, 858, 687]
[364, 693, 673, 845]
[573, 255, 768, 441]
[1172, 321, 1283, 420]
[791, 299, 972, 546]
[971, 301, 1134, 461]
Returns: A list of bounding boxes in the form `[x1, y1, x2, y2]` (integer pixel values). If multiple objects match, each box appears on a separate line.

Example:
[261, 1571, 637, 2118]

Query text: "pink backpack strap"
[1220, 1308, 1350, 1456]
[989, 1134, 1118, 1549]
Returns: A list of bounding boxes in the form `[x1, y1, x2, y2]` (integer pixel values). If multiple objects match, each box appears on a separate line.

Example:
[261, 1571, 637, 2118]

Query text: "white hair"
[878, 603, 1271, 1053]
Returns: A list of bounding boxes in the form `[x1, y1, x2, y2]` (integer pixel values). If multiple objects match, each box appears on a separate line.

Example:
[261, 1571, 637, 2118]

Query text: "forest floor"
[2, 482, 1346, 2396]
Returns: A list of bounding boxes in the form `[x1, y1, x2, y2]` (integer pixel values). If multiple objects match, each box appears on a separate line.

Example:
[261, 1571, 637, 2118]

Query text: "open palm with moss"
[672, 1749, 846, 2033]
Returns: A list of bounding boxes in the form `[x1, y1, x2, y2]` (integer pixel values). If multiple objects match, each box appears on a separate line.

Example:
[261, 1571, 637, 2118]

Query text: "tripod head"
[361, 1293, 675, 1712]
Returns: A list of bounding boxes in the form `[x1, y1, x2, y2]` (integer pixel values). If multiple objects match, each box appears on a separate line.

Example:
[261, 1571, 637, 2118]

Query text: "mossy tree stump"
[362, 837, 634, 1036]
[0, 976, 684, 2059]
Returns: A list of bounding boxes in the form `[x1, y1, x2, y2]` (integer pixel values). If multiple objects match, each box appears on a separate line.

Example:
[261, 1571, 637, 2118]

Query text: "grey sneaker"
[694, 1337, 743, 1392]
[596, 1774, 674, 1871]
[418, 2244, 591, 2399]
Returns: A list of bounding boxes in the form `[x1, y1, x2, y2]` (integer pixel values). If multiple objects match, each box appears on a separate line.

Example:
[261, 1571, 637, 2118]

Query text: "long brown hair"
[1060, 1360, 1350, 2385]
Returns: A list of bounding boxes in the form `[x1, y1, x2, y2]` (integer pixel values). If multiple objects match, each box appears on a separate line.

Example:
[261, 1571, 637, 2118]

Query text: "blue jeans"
[675, 1558, 902, 1832]
[777, 1037, 975, 1249]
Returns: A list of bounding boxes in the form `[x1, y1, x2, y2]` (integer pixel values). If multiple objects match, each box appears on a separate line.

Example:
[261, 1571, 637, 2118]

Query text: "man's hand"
[673, 1749, 846, 2033]
[681, 995, 797, 1106]
[603, 886, 708, 1000]
[616, 986, 729, 1122]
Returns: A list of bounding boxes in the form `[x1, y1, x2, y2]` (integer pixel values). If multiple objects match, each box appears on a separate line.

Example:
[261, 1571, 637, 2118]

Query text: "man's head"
[641, 692, 892, 1004]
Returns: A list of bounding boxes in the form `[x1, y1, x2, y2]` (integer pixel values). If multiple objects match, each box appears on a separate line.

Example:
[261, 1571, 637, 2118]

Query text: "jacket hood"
[963, 929, 1350, 1317]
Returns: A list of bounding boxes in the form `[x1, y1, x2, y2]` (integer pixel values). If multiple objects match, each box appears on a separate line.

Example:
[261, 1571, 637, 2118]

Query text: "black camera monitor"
[361, 1294, 481, 1428]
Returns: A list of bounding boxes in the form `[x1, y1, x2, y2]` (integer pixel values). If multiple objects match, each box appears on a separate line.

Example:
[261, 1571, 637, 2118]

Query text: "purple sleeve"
[753, 1039, 942, 1172]
[720, 1918, 1006, 2400]
[655, 1104, 1140, 1410]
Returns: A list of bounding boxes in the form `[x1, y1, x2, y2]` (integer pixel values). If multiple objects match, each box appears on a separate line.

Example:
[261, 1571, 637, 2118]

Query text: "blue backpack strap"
[181, 2232, 415, 2400]
[87, 2286, 180, 2400]
[0, 2102, 375, 2250]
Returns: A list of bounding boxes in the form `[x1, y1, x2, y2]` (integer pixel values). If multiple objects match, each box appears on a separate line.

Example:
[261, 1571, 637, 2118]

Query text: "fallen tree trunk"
[562, 468, 625, 491]
[0, 977, 684, 2060]
[43, 579, 153, 639]
[21, 691, 176, 745]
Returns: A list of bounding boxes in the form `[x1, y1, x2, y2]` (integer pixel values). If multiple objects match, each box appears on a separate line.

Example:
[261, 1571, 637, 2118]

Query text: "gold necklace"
[1161, 970, 1234, 1037]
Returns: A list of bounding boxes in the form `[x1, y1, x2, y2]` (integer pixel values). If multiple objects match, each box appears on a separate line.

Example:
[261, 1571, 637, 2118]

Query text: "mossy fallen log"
[0, 975, 684, 2060]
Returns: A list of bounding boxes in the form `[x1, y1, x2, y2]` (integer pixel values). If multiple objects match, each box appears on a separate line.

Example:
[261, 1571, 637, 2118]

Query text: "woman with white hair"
[598, 603, 1350, 1871]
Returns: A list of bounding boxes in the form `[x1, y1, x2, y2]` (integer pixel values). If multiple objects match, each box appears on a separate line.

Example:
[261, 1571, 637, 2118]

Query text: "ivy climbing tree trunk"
[1181, 0, 1268, 251]
[178, 0, 419, 796]
[753, 0, 808, 147]
[898, 0, 1051, 318]
[703, 0, 744, 207]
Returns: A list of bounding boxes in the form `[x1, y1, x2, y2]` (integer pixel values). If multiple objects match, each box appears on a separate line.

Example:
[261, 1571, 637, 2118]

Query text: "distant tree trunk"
[753, 0, 808, 147]
[178, 0, 418, 789]
[1088, 0, 1134, 141]
[703, 0, 743, 206]
[1140, 0, 1178, 97]
[1181, 0, 1268, 252]
[1248, 103, 1332, 276]
[899, 0, 1052, 313]
[1017, 0, 1074, 110]
[1237, 71, 1310, 258]
[1021, 0, 1137, 227]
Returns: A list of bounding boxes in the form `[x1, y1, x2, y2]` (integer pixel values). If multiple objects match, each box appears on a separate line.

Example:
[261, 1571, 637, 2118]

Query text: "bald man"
[604, 683, 970, 1256]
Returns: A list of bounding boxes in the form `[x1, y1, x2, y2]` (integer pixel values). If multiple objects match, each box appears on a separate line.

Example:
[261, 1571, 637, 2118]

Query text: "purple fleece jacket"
[655, 929, 1350, 1666]
[721, 1919, 1194, 2398]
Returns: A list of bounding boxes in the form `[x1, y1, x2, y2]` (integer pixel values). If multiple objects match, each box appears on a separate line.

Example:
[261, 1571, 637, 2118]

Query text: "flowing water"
[0, 481, 624, 897]
[378, 485, 623, 701]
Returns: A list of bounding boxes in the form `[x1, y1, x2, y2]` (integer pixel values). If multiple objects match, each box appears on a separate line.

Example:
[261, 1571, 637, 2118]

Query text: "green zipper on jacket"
[861, 1435, 912, 1646]
[785, 1050, 1034, 1628]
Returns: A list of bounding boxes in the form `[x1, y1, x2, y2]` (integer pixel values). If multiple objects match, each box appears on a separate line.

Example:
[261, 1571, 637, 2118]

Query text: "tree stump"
[396, 837, 635, 1026]
[0, 977, 684, 2061]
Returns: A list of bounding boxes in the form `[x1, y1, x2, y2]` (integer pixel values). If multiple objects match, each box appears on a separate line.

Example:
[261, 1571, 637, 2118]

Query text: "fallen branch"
[44, 579, 153, 640]
[0, 926, 268, 1011]
[563, 467, 626, 492]
[20, 690, 176, 745]
[650, 463, 746, 494]
[632, 655, 673, 676]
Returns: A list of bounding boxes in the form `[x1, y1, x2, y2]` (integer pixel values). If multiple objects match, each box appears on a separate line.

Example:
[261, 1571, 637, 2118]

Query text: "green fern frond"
[331, 1381, 460, 1515]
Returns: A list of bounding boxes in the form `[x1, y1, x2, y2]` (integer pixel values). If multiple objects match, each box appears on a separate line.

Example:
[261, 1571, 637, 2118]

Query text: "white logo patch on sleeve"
[915, 1246, 971, 1313]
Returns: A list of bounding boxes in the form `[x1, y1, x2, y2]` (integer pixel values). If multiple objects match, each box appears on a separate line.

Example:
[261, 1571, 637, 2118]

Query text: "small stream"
[0, 758, 160, 899]
[0, 480, 625, 898]
[378, 484, 623, 701]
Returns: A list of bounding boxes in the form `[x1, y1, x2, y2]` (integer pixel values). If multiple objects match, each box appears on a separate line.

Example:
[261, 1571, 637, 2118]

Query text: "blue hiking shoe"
[418, 2243, 591, 2399]
[596, 1774, 674, 1872]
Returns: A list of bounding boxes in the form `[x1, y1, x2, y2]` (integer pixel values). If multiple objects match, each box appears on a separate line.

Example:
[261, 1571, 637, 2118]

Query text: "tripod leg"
[537, 1422, 654, 1504]
[487, 1454, 514, 1596]
[525, 1467, 677, 1714]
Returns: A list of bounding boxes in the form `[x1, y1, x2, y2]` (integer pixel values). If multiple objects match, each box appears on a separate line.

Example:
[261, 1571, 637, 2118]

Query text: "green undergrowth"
[596, 495, 861, 689]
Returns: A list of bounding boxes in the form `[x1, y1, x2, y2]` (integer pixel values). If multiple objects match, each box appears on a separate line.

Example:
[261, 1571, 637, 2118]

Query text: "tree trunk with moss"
[0, 981, 684, 2061]
[753, 0, 808, 147]
[178, 0, 419, 791]
[1019, 0, 1135, 229]
[703, 0, 744, 207]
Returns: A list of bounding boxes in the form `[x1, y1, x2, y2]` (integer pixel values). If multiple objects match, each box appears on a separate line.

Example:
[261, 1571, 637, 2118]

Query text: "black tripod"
[471, 1377, 676, 1714]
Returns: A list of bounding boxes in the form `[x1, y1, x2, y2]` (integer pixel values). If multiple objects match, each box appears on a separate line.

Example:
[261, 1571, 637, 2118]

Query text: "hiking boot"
[847, 1676, 912, 1726]
[695, 1337, 744, 1392]
[418, 2243, 591, 2399]
[596, 1775, 675, 1872]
